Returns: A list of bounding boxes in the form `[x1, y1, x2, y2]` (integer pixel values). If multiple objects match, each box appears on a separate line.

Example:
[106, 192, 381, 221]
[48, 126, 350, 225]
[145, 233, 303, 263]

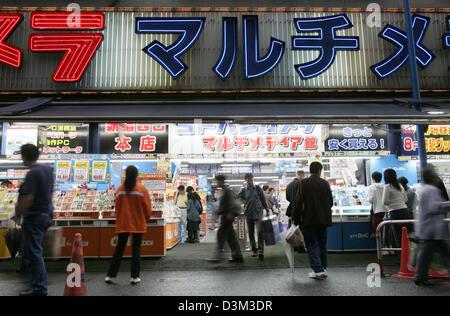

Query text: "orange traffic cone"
[63, 233, 87, 296]
[392, 227, 415, 279]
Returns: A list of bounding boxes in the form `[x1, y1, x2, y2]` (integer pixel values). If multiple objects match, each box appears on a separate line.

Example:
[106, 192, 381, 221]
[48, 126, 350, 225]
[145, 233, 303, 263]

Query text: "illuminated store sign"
[0, 11, 448, 88]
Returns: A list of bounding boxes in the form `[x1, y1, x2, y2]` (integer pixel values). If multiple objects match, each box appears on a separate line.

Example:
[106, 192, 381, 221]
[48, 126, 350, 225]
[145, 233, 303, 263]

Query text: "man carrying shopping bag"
[293, 162, 333, 280]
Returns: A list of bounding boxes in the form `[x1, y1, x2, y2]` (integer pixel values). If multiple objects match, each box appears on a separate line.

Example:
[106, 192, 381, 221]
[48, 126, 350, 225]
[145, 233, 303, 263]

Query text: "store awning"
[1, 99, 450, 124]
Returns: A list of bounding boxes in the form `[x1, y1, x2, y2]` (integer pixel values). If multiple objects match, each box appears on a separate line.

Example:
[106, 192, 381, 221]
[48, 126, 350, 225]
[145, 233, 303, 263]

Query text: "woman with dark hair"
[414, 167, 450, 286]
[382, 168, 410, 249]
[105, 165, 152, 285]
[186, 191, 202, 243]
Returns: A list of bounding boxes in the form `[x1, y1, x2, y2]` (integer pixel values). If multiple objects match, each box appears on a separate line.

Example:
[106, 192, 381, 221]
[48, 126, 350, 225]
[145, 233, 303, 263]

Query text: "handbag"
[285, 224, 304, 247]
[262, 216, 277, 246]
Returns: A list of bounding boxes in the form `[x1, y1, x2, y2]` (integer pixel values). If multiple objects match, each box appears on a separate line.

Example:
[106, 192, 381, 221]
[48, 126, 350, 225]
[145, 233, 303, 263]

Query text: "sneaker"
[322, 270, 328, 278]
[308, 271, 327, 280]
[105, 276, 113, 284]
[130, 277, 141, 285]
[228, 257, 244, 263]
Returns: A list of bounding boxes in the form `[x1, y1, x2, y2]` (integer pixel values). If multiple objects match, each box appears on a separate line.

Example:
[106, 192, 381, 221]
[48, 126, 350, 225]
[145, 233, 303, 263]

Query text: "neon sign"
[445, 16, 450, 71]
[0, 13, 23, 68]
[29, 12, 104, 82]
[136, 18, 206, 79]
[0, 12, 449, 83]
[371, 14, 435, 79]
[292, 14, 359, 79]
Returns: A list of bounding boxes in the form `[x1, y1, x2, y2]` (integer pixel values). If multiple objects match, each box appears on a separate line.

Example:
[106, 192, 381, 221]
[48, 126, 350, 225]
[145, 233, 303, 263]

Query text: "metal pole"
[404, 0, 427, 173]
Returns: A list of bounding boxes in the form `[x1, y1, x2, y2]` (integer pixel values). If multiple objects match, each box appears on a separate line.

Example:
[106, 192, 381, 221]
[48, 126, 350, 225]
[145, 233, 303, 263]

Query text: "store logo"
[110, 236, 131, 247]
[60, 237, 89, 248]
[366, 263, 381, 288]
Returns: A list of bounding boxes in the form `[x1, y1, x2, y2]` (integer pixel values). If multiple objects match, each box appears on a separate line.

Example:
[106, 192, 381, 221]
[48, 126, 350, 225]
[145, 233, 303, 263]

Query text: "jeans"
[388, 208, 413, 249]
[246, 218, 264, 255]
[216, 216, 242, 260]
[21, 213, 53, 294]
[415, 240, 450, 282]
[107, 233, 143, 279]
[302, 225, 328, 273]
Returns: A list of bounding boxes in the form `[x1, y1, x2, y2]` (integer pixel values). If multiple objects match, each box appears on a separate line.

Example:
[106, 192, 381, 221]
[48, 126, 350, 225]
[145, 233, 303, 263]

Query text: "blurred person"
[208, 175, 243, 263]
[12, 144, 54, 296]
[263, 184, 276, 214]
[238, 173, 271, 260]
[414, 167, 450, 286]
[186, 191, 202, 243]
[268, 187, 279, 215]
[286, 170, 305, 226]
[398, 177, 417, 219]
[293, 162, 333, 280]
[105, 165, 152, 285]
[367, 171, 386, 232]
[174, 185, 188, 241]
[382, 169, 410, 249]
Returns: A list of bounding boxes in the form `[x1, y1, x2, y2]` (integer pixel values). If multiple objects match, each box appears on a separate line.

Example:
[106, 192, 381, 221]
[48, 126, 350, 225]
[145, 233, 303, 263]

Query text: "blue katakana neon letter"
[213, 18, 237, 79]
[371, 14, 435, 79]
[444, 15, 450, 71]
[136, 17, 205, 79]
[292, 14, 359, 79]
[243, 15, 285, 79]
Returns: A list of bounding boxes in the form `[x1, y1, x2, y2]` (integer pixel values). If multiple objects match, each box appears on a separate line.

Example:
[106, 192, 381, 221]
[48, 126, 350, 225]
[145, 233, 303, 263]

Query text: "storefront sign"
[170, 123, 323, 155]
[324, 125, 388, 156]
[0, 10, 448, 91]
[100, 123, 169, 155]
[37, 124, 88, 154]
[402, 124, 450, 156]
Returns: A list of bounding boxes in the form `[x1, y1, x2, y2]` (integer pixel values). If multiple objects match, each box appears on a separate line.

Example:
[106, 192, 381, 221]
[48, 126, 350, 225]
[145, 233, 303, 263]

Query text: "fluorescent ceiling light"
[427, 111, 444, 115]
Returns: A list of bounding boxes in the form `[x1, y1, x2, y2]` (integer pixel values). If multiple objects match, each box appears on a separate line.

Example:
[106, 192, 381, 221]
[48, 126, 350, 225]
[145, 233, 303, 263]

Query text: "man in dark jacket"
[238, 173, 271, 260]
[208, 175, 243, 263]
[286, 170, 305, 224]
[293, 162, 333, 280]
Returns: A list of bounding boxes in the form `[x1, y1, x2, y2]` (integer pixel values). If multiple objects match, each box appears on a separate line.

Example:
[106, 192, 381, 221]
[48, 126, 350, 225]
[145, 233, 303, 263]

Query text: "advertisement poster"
[169, 123, 324, 156]
[324, 125, 388, 156]
[55, 160, 72, 182]
[91, 160, 109, 183]
[100, 123, 169, 155]
[401, 125, 450, 156]
[5, 124, 38, 155]
[37, 124, 88, 154]
[73, 161, 90, 182]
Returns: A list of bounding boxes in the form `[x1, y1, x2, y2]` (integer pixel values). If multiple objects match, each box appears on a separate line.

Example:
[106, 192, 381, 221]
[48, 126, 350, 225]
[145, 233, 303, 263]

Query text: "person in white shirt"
[367, 171, 386, 232]
[382, 168, 412, 249]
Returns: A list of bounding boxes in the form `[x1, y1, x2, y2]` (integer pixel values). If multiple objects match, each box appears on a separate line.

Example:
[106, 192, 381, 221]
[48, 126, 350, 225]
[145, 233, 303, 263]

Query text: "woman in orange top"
[105, 165, 152, 285]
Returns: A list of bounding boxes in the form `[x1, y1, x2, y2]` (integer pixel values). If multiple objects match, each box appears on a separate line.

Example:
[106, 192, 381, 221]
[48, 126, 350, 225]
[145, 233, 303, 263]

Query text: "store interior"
[1, 122, 449, 258]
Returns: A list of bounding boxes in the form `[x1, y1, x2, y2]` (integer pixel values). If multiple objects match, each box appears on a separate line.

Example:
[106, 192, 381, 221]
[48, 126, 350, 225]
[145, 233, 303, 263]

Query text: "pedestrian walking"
[268, 187, 279, 215]
[382, 168, 411, 249]
[208, 175, 243, 263]
[367, 171, 386, 232]
[12, 144, 54, 296]
[292, 162, 333, 279]
[398, 177, 418, 219]
[414, 167, 450, 286]
[186, 191, 202, 243]
[105, 165, 152, 285]
[238, 173, 271, 260]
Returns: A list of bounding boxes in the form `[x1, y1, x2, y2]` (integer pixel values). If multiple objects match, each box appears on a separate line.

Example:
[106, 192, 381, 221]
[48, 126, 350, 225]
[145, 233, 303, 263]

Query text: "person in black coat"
[285, 170, 305, 225]
[293, 162, 333, 280]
